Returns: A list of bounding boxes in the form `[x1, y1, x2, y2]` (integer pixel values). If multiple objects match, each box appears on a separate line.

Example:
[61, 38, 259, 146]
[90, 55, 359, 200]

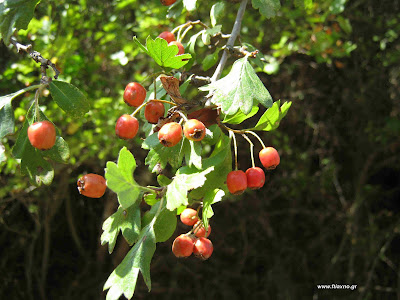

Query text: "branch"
[10, 37, 60, 82]
[211, 0, 249, 82]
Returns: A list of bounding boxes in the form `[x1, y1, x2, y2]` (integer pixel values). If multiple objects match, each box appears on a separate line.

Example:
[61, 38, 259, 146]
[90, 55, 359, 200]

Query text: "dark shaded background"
[1, 0, 399, 299]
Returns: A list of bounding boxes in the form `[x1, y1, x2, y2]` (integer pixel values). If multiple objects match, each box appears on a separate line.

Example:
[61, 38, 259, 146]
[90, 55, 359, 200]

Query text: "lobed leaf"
[105, 147, 146, 208]
[166, 167, 214, 211]
[141, 199, 177, 243]
[222, 105, 259, 125]
[134, 36, 192, 69]
[142, 133, 185, 173]
[199, 56, 273, 115]
[101, 204, 141, 254]
[104, 219, 156, 300]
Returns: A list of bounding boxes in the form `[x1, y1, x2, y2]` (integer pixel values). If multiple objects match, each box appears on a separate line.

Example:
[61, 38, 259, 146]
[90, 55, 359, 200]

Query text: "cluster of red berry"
[226, 147, 280, 195]
[172, 208, 213, 260]
[116, 77, 207, 146]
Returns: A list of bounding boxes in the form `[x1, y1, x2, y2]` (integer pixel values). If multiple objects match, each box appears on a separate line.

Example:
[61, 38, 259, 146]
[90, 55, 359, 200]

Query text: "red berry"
[245, 167, 265, 189]
[158, 122, 182, 147]
[226, 170, 247, 195]
[168, 41, 185, 55]
[193, 237, 213, 260]
[160, 0, 176, 6]
[77, 174, 107, 198]
[144, 100, 165, 124]
[183, 119, 206, 141]
[180, 208, 199, 226]
[193, 221, 211, 238]
[259, 147, 280, 170]
[172, 234, 195, 258]
[27, 121, 56, 150]
[158, 31, 176, 44]
[123, 82, 146, 107]
[115, 114, 139, 139]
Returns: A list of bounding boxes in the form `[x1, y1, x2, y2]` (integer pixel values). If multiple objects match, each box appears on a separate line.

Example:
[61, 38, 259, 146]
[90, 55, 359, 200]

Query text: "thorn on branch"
[10, 37, 61, 81]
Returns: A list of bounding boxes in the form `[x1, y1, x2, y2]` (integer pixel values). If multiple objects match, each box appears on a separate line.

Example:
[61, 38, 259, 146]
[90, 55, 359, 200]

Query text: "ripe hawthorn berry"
[123, 82, 146, 107]
[226, 170, 247, 195]
[160, 0, 177, 6]
[193, 221, 211, 238]
[27, 120, 56, 150]
[193, 237, 213, 260]
[172, 234, 195, 258]
[245, 167, 265, 189]
[115, 114, 139, 139]
[180, 208, 199, 226]
[77, 174, 107, 198]
[168, 41, 185, 55]
[158, 31, 176, 43]
[183, 119, 206, 142]
[158, 122, 182, 147]
[144, 100, 165, 124]
[259, 147, 280, 170]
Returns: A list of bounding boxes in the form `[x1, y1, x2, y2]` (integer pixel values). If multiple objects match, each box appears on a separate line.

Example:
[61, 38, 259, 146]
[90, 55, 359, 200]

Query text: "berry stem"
[153, 78, 157, 99]
[177, 110, 188, 122]
[245, 130, 266, 148]
[229, 130, 238, 171]
[153, 99, 176, 106]
[171, 20, 209, 35]
[130, 101, 147, 117]
[180, 25, 193, 41]
[242, 133, 255, 168]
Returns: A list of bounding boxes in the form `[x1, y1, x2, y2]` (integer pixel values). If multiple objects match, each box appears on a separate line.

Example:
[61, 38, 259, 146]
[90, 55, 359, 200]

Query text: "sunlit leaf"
[101, 204, 141, 254]
[48, 81, 90, 118]
[0, 0, 41, 44]
[199, 56, 273, 115]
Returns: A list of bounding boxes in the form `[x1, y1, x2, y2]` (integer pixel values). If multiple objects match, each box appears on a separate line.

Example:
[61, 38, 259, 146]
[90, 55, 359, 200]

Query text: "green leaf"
[48, 80, 90, 118]
[0, 99, 14, 138]
[202, 189, 224, 229]
[0, 0, 40, 44]
[202, 48, 221, 71]
[104, 219, 156, 300]
[222, 105, 259, 124]
[41, 136, 70, 163]
[142, 133, 185, 173]
[189, 133, 232, 199]
[142, 199, 177, 243]
[0, 86, 40, 138]
[184, 139, 202, 169]
[101, 204, 141, 254]
[166, 167, 214, 211]
[250, 100, 292, 131]
[136, 36, 192, 69]
[210, 2, 225, 27]
[105, 147, 146, 209]
[199, 56, 273, 115]
[251, 0, 281, 19]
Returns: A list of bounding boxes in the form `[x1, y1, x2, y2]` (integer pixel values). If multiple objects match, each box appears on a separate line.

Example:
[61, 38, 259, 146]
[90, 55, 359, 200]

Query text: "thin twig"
[211, 0, 249, 82]
[10, 37, 60, 80]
